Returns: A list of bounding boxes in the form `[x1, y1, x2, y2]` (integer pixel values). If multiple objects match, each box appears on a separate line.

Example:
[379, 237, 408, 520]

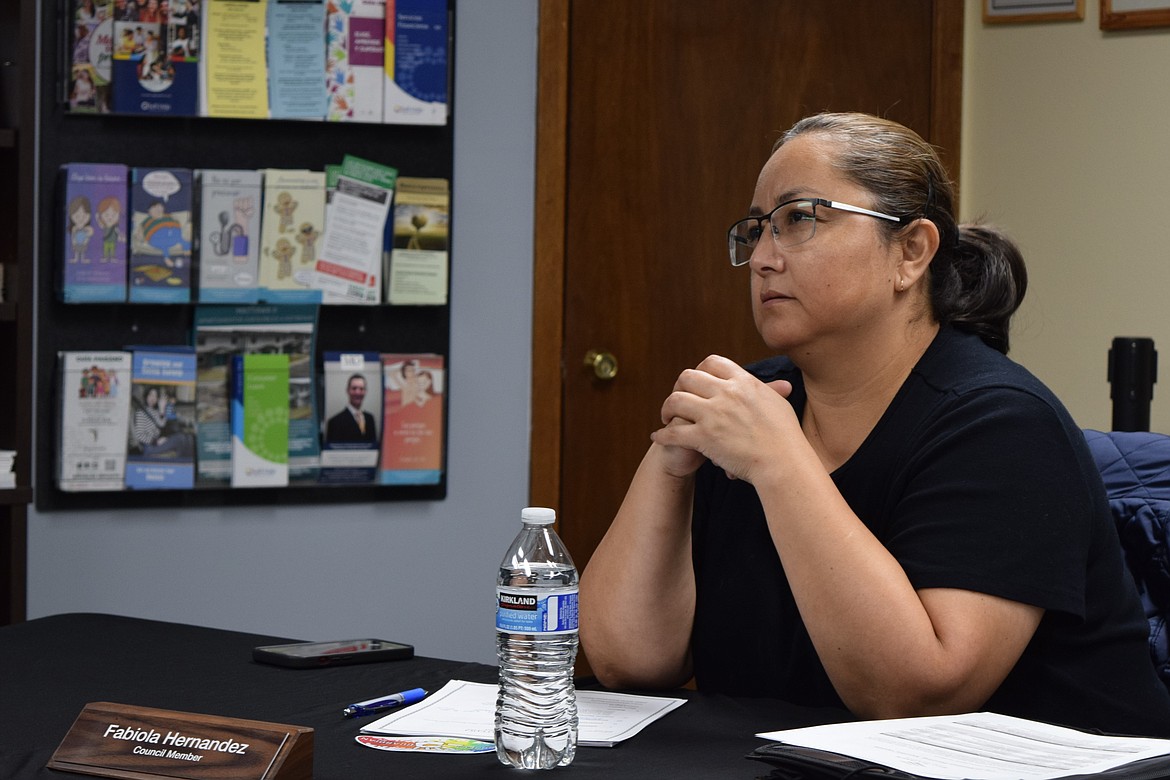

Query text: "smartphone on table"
[252, 639, 414, 668]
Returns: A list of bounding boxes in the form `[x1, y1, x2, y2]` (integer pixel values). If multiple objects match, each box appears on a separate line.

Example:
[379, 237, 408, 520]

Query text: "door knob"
[584, 350, 618, 381]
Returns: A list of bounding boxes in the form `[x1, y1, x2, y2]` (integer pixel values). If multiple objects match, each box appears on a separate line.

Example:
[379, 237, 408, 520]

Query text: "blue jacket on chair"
[1084, 429, 1170, 691]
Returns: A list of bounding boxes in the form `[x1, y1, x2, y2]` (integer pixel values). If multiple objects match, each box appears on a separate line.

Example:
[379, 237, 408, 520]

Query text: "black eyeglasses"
[727, 198, 907, 267]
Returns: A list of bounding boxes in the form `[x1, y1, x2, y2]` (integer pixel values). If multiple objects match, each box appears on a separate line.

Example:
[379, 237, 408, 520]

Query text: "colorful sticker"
[355, 734, 495, 754]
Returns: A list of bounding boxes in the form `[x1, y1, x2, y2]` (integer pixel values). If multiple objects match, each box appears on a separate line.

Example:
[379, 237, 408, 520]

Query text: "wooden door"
[532, 0, 963, 577]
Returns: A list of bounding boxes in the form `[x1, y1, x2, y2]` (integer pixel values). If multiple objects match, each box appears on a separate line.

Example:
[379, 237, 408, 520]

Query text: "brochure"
[203, 0, 269, 118]
[230, 352, 290, 487]
[326, 0, 384, 122]
[110, 0, 199, 117]
[193, 304, 319, 484]
[378, 352, 443, 485]
[319, 351, 382, 482]
[196, 168, 262, 303]
[258, 168, 326, 303]
[128, 167, 193, 303]
[386, 176, 448, 305]
[69, 0, 112, 113]
[60, 163, 129, 303]
[314, 155, 396, 304]
[125, 347, 196, 490]
[383, 0, 448, 125]
[57, 350, 132, 491]
[267, 0, 327, 120]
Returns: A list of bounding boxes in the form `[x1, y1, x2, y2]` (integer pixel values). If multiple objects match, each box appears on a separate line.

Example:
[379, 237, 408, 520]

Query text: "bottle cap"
[520, 507, 556, 525]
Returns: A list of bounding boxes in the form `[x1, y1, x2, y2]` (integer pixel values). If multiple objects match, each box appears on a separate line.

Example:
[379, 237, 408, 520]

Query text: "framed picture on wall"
[1101, 0, 1170, 29]
[983, 0, 1085, 23]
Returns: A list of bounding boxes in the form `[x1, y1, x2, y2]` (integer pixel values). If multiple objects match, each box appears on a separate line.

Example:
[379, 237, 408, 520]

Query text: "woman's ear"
[895, 218, 940, 293]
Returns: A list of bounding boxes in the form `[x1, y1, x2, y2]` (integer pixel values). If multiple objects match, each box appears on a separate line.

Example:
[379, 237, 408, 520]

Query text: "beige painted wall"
[961, 0, 1170, 432]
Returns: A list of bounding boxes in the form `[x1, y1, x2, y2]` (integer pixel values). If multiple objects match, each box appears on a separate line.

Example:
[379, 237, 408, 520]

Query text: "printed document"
[361, 679, 685, 747]
[204, 0, 269, 118]
[759, 712, 1170, 780]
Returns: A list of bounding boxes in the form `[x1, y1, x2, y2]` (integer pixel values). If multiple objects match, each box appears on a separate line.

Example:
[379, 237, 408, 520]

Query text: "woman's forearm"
[579, 444, 698, 689]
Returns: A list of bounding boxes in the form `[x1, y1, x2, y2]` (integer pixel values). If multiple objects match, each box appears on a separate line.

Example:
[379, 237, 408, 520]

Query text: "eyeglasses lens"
[728, 201, 817, 266]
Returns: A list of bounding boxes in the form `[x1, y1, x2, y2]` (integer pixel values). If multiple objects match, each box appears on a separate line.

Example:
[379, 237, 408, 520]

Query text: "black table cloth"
[0, 613, 849, 778]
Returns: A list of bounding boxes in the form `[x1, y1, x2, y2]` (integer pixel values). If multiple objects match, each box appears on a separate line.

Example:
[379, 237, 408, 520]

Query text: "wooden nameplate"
[47, 702, 313, 780]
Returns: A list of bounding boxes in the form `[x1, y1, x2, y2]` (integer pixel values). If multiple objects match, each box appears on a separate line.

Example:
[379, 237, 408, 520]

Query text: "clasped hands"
[650, 355, 796, 484]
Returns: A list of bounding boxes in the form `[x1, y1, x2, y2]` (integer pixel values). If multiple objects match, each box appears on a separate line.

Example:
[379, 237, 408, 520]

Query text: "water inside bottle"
[495, 631, 579, 768]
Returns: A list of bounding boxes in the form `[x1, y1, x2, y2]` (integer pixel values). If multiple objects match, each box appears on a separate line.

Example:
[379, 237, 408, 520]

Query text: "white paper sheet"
[361, 679, 685, 747]
[759, 712, 1170, 780]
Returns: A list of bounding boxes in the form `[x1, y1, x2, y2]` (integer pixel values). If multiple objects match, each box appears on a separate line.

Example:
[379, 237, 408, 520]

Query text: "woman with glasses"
[578, 112, 1170, 737]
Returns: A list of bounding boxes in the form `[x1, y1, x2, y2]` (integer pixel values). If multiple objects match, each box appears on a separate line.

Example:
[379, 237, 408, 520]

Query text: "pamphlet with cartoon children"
[128, 167, 193, 303]
[61, 162, 128, 303]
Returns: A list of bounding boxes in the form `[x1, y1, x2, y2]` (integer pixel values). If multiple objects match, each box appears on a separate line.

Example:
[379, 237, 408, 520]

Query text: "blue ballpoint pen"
[342, 687, 428, 718]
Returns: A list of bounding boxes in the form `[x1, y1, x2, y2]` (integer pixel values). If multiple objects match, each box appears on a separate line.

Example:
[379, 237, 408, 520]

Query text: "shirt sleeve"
[882, 386, 1092, 619]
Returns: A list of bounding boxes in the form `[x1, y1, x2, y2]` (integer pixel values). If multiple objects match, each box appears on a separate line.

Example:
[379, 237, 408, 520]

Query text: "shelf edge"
[0, 487, 34, 507]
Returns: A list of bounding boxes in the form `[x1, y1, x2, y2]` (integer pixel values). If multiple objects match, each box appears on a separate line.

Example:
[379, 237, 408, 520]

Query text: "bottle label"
[495, 588, 579, 634]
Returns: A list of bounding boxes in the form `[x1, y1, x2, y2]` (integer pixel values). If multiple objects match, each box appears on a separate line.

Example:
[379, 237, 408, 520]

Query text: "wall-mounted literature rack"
[32, 0, 454, 512]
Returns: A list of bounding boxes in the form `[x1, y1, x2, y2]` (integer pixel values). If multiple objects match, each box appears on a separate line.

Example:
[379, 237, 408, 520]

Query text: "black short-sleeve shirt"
[690, 326, 1170, 737]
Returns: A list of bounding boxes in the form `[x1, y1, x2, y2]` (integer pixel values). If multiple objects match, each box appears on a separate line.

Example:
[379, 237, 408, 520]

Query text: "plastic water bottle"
[494, 506, 579, 769]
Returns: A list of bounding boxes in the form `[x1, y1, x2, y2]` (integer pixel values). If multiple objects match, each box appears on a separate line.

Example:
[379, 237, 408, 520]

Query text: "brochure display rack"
[29, 0, 455, 511]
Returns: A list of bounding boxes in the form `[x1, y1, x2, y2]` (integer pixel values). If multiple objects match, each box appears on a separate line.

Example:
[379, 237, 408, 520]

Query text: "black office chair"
[1083, 429, 1170, 693]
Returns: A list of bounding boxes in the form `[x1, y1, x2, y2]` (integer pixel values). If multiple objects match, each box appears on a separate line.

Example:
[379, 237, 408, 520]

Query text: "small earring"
[897, 277, 905, 292]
